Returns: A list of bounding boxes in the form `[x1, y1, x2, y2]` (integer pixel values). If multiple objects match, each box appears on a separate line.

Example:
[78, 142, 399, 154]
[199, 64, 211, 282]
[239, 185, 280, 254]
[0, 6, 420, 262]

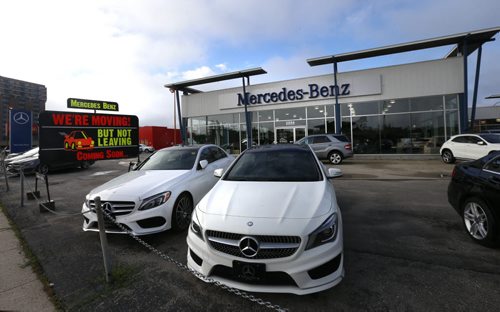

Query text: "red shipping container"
[139, 126, 181, 150]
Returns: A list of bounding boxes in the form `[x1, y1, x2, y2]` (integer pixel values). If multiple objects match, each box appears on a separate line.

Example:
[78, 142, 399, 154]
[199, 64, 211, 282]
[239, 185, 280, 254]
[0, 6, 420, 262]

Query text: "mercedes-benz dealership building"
[166, 27, 500, 155]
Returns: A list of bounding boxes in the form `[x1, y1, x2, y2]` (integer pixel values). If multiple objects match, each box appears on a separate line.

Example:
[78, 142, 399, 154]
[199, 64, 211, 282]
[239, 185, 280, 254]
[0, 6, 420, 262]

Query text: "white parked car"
[82, 145, 234, 235]
[139, 143, 155, 153]
[440, 133, 500, 164]
[187, 144, 344, 295]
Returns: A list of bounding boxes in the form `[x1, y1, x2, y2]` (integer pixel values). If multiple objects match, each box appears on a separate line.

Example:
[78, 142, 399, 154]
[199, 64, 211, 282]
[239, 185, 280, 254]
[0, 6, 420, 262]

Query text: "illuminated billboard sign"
[39, 111, 138, 165]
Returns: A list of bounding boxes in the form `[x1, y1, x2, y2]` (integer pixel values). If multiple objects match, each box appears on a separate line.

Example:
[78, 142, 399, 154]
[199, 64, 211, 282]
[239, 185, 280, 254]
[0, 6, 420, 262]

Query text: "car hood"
[89, 170, 190, 200]
[198, 180, 335, 220]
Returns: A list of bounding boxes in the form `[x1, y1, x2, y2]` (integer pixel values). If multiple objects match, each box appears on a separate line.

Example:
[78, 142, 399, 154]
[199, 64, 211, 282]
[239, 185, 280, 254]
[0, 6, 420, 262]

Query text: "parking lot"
[1, 158, 500, 311]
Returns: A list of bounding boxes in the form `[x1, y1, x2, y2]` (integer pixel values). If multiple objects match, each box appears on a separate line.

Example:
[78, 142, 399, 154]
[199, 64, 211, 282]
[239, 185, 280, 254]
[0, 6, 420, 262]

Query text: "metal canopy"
[164, 67, 267, 90]
[307, 27, 500, 66]
[485, 94, 500, 99]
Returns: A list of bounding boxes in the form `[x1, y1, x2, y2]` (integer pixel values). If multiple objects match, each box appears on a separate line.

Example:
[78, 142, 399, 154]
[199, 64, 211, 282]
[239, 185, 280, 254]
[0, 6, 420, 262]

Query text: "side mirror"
[327, 167, 343, 179]
[477, 141, 485, 145]
[214, 168, 224, 178]
[128, 161, 137, 172]
[199, 159, 209, 170]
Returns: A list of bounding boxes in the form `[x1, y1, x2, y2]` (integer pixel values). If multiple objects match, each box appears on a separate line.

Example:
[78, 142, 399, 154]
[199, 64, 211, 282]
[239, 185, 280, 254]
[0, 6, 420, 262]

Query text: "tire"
[71, 142, 76, 150]
[328, 151, 343, 164]
[38, 163, 49, 174]
[171, 194, 193, 232]
[65, 142, 69, 149]
[441, 149, 455, 164]
[462, 197, 498, 247]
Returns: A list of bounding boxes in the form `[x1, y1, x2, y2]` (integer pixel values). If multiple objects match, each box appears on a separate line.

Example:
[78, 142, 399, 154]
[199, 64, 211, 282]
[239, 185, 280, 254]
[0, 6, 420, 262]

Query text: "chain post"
[95, 196, 113, 283]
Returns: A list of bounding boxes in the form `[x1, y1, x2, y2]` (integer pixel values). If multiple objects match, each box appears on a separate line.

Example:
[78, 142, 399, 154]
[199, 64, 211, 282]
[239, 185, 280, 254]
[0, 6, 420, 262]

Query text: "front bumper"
[81, 201, 173, 236]
[186, 224, 344, 295]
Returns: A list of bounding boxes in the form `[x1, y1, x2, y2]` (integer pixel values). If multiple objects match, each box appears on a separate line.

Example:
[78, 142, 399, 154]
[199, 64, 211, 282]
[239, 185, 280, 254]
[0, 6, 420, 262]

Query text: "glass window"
[258, 110, 274, 122]
[352, 115, 380, 154]
[312, 136, 330, 144]
[307, 105, 326, 119]
[138, 148, 198, 170]
[381, 114, 410, 154]
[446, 110, 460, 139]
[409, 111, 445, 154]
[485, 156, 500, 173]
[259, 122, 275, 145]
[240, 112, 258, 124]
[307, 119, 326, 135]
[224, 148, 322, 182]
[452, 136, 468, 143]
[347, 101, 379, 116]
[381, 99, 409, 114]
[445, 94, 459, 110]
[410, 96, 444, 112]
[275, 107, 306, 121]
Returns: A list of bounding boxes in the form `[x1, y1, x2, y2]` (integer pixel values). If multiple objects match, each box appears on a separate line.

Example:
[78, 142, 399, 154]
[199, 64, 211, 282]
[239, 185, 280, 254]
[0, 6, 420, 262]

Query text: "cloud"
[0, 0, 499, 131]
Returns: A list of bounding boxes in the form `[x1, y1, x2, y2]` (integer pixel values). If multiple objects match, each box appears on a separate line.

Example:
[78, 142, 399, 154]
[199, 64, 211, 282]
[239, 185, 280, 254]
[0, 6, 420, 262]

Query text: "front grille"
[205, 230, 301, 259]
[89, 200, 136, 217]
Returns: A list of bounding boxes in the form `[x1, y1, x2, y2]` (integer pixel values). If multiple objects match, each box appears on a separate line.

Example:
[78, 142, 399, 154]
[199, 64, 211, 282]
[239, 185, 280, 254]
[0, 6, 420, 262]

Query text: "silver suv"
[296, 134, 353, 164]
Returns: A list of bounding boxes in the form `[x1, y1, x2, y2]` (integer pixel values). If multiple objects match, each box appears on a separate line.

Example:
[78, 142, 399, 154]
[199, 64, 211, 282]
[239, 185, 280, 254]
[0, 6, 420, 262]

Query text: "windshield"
[137, 148, 198, 170]
[224, 147, 322, 182]
[480, 134, 500, 143]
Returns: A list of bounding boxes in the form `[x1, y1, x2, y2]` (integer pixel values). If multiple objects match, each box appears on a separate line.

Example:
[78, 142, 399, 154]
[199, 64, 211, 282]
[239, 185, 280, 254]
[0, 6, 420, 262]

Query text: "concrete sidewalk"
[0, 209, 55, 312]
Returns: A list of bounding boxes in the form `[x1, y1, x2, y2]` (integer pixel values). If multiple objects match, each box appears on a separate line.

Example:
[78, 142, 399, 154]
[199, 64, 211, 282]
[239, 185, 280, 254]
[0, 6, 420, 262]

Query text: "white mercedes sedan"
[187, 144, 344, 295]
[82, 145, 234, 235]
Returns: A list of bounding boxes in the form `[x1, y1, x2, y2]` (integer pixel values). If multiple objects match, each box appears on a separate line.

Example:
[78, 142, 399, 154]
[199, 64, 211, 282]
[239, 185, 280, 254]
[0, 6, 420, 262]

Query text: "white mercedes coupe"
[187, 144, 344, 295]
[82, 145, 234, 235]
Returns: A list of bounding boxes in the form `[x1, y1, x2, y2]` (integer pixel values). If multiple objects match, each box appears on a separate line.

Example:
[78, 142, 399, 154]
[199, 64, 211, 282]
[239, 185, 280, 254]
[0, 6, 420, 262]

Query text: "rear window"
[224, 148, 322, 182]
[332, 135, 350, 142]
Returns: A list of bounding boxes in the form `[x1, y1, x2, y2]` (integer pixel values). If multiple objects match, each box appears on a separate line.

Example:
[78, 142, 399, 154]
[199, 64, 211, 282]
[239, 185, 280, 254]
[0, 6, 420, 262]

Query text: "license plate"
[233, 261, 265, 282]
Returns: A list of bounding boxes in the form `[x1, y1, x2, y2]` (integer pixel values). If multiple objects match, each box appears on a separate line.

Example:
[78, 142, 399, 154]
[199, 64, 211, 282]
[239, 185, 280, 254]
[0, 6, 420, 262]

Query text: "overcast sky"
[1, 0, 499, 127]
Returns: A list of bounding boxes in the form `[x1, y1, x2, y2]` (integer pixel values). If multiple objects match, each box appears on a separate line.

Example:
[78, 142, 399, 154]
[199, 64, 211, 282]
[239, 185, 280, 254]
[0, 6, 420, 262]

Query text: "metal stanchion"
[95, 196, 113, 283]
[20, 169, 25, 207]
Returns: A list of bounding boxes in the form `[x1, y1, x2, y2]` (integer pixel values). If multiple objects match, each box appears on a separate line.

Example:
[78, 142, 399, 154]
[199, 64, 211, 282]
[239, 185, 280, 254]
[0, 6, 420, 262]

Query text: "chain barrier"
[7, 164, 288, 311]
[18, 168, 91, 217]
[98, 207, 289, 312]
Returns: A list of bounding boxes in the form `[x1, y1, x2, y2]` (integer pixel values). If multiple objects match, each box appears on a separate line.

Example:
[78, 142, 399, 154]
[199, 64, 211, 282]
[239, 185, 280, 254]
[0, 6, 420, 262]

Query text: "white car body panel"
[440, 134, 500, 161]
[82, 145, 234, 235]
[187, 145, 344, 295]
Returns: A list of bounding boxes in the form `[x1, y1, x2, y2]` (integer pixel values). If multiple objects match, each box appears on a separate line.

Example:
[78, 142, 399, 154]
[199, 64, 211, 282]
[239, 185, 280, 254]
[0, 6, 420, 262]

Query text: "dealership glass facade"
[186, 94, 460, 155]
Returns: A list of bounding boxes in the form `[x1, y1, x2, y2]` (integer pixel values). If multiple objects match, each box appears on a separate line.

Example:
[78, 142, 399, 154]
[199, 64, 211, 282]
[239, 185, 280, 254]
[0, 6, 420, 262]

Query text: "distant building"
[470, 106, 500, 132]
[139, 126, 181, 150]
[0, 75, 47, 147]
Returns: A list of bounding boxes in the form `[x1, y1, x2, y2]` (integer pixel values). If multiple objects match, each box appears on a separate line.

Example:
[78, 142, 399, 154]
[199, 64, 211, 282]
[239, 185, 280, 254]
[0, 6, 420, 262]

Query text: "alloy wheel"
[174, 195, 192, 231]
[463, 202, 488, 240]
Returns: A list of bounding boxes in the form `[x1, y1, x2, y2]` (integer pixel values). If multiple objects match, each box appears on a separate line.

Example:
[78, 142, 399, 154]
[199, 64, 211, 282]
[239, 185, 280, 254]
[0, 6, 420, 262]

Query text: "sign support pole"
[95, 196, 112, 283]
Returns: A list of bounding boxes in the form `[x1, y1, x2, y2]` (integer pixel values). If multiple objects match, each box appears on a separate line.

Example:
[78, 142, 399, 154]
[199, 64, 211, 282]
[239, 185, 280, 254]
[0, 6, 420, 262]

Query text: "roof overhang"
[485, 94, 500, 99]
[164, 67, 267, 93]
[307, 27, 500, 66]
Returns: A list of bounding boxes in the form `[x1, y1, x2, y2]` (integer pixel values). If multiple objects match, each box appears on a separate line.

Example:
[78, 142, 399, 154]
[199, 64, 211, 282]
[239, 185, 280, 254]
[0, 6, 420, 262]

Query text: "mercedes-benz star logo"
[13, 112, 30, 125]
[241, 264, 256, 278]
[239, 236, 260, 258]
[101, 202, 113, 214]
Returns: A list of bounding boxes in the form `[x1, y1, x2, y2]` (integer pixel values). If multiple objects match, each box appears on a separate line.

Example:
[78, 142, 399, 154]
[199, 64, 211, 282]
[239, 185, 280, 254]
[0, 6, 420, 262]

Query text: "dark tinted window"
[138, 148, 198, 170]
[211, 147, 227, 161]
[332, 135, 349, 142]
[485, 156, 500, 174]
[224, 148, 322, 182]
[312, 136, 330, 144]
[479, 134, 500, 144]
[452, 136, 468, 143]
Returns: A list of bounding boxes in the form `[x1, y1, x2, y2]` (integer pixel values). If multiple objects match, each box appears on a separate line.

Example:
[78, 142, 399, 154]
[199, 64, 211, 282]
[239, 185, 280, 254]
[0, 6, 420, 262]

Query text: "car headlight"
[190, 210, 204, 241]
[305, 213, 338, 250]
[138, 192, 171, 211]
